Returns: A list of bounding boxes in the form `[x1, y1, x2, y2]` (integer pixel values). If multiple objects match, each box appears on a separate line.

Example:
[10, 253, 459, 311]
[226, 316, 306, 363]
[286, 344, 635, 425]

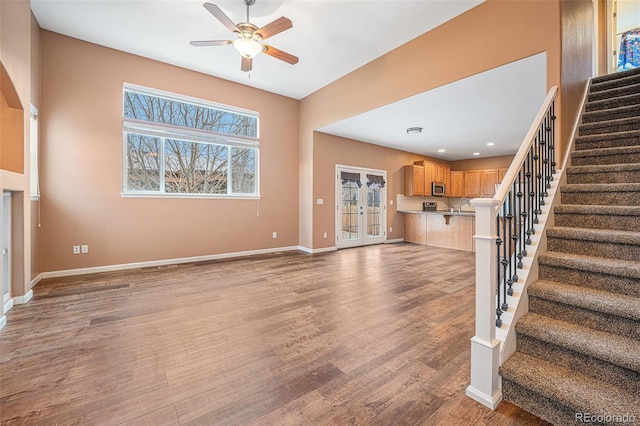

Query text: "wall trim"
[0, 315, 6, 330]
[14, 290, 33, 305]
[3, 297, 14, 314]
[41, 246, 302, 280]
[385, 238, 404, 244]
[31, 273, 43, 289]
[466, 386, 503, 410]
[298, 245, 337, 254]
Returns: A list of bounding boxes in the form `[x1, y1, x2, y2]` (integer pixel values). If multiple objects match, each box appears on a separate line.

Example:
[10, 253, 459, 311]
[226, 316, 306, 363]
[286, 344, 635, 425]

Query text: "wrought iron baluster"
[496, 214, 503, 328]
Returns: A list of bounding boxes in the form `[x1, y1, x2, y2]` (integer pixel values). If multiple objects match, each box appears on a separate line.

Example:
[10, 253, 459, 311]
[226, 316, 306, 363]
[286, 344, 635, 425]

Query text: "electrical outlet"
[272, 232, 277, 239]
[81, 245, 89, 254]
[323, 232, 327, 239]
[73, 245, 80, 255]
[390, 227, 393, 233]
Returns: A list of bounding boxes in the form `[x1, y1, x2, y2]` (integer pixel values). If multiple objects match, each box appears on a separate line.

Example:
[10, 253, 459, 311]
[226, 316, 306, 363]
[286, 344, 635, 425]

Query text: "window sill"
[120, 192, 260, 200]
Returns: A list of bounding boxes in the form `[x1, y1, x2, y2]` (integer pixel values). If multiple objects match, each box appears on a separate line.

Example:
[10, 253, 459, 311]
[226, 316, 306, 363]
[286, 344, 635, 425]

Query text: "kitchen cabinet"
[404, 164, 425, 196]
[402, 211, 474, 251]
[499, 168, 508, 184]
[412, 160, 450, 196]
[482, 169, 500, 196]
[464, 171, 482, 197]
[449, 171, 464, 197]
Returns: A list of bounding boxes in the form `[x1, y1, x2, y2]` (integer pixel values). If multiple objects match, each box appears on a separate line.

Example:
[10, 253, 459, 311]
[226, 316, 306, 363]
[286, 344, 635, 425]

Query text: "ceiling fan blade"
[203, 2, 240, 34]
[262, 45, 298, 65]
[241, 56, 253, 72]
[254, 17, 292, 40]
[190, 40, 232, 47]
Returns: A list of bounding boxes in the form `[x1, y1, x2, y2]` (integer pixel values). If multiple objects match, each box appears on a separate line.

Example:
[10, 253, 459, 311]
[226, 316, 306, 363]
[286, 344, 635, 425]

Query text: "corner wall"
[300, 0, 562, 250]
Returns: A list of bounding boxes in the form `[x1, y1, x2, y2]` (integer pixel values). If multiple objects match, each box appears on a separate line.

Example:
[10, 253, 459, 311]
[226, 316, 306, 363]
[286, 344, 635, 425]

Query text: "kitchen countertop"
[399, 209, 475, 217]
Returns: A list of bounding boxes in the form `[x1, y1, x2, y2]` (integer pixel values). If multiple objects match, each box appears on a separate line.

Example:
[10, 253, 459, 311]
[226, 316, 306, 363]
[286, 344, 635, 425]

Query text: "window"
[29, 105, 39, 199]
[122, 84, 259, 197]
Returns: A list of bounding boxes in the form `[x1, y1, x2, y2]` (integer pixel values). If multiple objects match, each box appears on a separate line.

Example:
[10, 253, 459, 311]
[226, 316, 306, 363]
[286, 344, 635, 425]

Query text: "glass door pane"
[367, 185, 382, 238]
[341, 181, 360, 241]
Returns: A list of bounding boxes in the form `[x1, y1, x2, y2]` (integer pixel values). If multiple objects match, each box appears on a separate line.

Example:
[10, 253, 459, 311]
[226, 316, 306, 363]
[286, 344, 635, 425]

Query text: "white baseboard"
[0, 315, 6, 330]
[41, 246, 302, 280]
[3, 297, 14, 314]
[298, 245, 337, 254]
[385, 238, 404, 244]
[466, 385, 503, 410]
[14, 290, 33, 305]
[31, 273, 43, 289]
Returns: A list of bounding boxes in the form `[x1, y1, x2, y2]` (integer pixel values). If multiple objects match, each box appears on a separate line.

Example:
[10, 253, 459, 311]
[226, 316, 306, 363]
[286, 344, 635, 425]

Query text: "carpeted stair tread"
[587, 82, 640, 103]
[568, 162, 640, 173]
[547, 226, 640, 246]
[538, 251, 640, 280]
[515, 313, 640, 373]
[590, 68, 640, 92]
[554, 204, 640, 216]
[585, 91, 640, 111]
[578, 116, 640, 136]
[500, 353, 640, 418]
[570, 145, 640, 166]
[582, 103, 640, 123]
[529, 280, 640, 323]
[560, 182, 640, 193]
[590, 66, 640, 85]
[574, 129, 640, 150]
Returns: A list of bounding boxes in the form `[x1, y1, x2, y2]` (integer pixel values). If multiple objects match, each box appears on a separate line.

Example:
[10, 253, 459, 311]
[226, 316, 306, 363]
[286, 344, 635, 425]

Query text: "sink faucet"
[458, 198, 471, 213]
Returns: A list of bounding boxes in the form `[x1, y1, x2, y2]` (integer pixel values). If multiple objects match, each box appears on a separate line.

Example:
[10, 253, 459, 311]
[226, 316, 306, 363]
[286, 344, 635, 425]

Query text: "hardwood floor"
[0, 243, 549, 425]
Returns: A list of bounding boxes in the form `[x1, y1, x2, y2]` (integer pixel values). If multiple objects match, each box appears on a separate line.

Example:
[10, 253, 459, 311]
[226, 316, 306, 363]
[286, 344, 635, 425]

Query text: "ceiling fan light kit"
[191, 0, 298, 72]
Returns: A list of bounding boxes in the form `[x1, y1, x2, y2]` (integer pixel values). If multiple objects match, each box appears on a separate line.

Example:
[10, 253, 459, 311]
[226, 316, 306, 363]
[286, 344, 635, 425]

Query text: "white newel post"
[466, 197, 502, 409]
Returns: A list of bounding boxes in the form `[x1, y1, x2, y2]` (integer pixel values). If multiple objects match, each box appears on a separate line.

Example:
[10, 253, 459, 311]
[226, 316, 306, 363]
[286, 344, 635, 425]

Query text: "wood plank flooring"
[0, 243, 549, 425]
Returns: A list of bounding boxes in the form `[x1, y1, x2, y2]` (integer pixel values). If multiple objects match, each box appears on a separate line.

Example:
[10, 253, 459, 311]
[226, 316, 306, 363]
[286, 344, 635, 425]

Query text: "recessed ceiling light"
[438, 149, 446, 153]
[473, 152, 480, 156]
[406, 127, 423, 134]
[486, 142, 495, 146]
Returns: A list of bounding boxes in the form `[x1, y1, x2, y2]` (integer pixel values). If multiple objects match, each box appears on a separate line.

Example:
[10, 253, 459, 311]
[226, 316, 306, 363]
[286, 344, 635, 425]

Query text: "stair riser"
[554, 213, 640, 232]
[547, 236, 640, 262]
[501, 380, 575, 426]
[579, 120, 640, 136]
[560, 191, 640, 206]
[586, 93, 640, 111]
[582, 105, 640, 124]
[590, 74, 640, 93]
[575, 132, 640, 150]
[538, 263, 640, 297]
[528, 296, 640, 340]
[516, 334, 640, 394]
[571, 153, 640, 166]
[567, 170, 640, 184]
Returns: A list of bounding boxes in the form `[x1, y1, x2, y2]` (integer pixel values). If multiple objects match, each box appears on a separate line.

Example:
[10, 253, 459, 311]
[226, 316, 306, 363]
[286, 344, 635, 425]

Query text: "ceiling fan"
[190, 0, 298, 72]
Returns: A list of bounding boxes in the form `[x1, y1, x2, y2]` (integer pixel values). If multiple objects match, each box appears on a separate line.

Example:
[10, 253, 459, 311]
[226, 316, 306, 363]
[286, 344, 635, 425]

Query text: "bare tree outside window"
[123, 87, 258, 195]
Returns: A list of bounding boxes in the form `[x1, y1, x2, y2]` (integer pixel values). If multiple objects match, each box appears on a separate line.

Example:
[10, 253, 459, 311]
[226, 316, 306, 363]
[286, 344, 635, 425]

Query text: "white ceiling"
[30, 0, 549, 161]
[318, 53, 547, 161]
[31, 0, 484, 100]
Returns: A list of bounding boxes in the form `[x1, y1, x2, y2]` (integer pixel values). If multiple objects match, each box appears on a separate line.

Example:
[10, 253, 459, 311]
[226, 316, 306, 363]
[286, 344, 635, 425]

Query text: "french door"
[2, 192, 12, 315]
[336, 166, 386, 248]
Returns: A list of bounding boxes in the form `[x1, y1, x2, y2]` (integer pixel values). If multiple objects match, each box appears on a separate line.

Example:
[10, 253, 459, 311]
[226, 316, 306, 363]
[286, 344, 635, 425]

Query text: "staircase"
[499, 68, 640, 424]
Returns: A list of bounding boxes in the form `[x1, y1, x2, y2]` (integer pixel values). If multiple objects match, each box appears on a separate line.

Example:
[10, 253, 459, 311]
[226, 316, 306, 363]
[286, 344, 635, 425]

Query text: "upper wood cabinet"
[404, 164, 425, 196]
[449, 171, 464, 197]
[481, 169, 500, 197]
[464, 170, 483, 198]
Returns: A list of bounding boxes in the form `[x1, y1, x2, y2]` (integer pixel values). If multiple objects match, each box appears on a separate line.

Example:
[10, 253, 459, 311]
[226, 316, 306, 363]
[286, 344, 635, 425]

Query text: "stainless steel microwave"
[432, 181, 445, 197]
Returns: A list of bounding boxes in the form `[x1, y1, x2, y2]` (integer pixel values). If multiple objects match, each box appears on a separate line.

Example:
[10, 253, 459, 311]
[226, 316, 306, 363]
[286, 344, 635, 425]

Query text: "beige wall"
[40, 32, 299, 272]
[560, 0, 595, 162]
[30, 12, 42, 280]
[301, 0, 563, 250]
[450, 155, 514, 172]
[0, 0, 32, 297]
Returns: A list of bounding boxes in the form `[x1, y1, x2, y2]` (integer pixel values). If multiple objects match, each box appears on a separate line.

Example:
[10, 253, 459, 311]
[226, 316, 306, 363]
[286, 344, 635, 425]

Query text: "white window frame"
[121, 83, 260, 199]
[29, 105, 40, 200]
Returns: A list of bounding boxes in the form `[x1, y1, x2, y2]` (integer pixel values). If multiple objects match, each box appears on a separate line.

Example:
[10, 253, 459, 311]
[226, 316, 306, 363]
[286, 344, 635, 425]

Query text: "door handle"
[2, 249, 7, 255]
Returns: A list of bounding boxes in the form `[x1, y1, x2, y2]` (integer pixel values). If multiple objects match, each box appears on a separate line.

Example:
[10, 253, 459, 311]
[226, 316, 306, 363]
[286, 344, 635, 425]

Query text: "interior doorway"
[335, 166, 387, 249]
[2, 191, 13, 316]
[606, 0, 640, 73]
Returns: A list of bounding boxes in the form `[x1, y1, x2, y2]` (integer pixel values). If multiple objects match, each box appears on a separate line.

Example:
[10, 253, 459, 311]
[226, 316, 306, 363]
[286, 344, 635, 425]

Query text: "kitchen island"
[401, 210, 475, 252]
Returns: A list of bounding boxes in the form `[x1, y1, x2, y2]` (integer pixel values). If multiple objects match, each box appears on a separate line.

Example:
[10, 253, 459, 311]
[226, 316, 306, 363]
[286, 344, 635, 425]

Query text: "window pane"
[164, 139, 228, 194]
[124, 91, 257, 138]
[341, 181, 359, 240]
[126, 133, 161, 191]
[231, 147, 255, 194]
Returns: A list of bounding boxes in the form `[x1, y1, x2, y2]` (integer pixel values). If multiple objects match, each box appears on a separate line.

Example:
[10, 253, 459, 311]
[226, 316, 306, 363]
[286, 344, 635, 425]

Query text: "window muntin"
[122, 84, 259, 197]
